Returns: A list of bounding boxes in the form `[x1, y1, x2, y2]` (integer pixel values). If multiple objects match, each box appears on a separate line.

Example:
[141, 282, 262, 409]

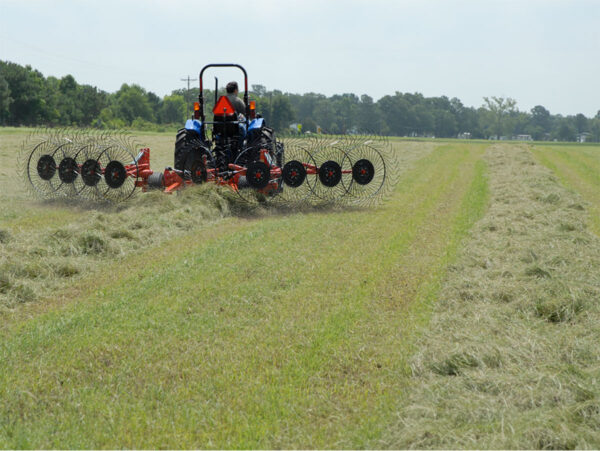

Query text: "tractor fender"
[248, 118, 264, 131]
[185, 119, 203, 136]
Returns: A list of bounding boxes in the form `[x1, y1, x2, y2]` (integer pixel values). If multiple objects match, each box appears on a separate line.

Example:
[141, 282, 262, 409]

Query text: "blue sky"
[0, 0, 599, 116]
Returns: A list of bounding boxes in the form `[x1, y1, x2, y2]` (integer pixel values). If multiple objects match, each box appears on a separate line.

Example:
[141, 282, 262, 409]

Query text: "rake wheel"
[352, 159, 375, 185]
[318, 160, 342, 187]
[81, 158, 102, 187]
[282, 160, 306, 188]
[246, 161, 270, 189]
[104, 160, 127, 189]
[36, 154, 56, 181]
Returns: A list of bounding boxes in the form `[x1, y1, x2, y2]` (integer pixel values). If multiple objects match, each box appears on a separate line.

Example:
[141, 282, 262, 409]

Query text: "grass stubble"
[385, 144, 600, 449]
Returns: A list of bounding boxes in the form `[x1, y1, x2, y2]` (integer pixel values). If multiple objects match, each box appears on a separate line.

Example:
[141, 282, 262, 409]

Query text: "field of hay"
[0, 128, 599, 448]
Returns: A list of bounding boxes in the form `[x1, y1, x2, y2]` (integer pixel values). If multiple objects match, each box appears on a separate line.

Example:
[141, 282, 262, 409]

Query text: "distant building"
[578, 132, 591, 143]
[514, 134, 533, 141]
[289, 123, 303, 133]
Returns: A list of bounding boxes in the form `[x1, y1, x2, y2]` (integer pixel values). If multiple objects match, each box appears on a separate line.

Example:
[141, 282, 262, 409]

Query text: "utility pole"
[181, 75, 193, 117]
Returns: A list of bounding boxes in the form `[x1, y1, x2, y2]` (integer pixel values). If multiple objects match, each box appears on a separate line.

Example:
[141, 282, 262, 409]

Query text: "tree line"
[1, 60, 599, 141]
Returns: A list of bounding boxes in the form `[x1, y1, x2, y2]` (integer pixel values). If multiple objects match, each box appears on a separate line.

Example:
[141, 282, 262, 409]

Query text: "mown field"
[0, 129, 599, 448]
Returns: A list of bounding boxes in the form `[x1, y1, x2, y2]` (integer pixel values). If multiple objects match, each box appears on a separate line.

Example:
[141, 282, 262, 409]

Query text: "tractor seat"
[213, 95, 239, 137]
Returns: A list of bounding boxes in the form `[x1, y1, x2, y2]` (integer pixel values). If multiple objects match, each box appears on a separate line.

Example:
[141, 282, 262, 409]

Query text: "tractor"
[148, 63, 284, 196]
[22, 63, 392, 205]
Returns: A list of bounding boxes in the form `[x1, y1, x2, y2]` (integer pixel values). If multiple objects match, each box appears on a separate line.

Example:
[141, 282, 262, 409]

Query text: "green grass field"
[1, 129, 599, 448]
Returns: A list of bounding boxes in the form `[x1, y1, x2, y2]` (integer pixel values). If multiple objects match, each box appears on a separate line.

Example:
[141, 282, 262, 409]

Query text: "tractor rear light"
[249, 100, 256, 119]
[193, 102, 200, 119]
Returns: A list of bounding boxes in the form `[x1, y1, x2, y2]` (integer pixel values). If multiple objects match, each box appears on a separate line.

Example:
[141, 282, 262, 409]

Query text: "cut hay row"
[386, 144, 600, 449]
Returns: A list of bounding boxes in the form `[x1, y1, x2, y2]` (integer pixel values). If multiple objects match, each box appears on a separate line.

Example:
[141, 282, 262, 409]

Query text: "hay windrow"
[0, 136, 433, 312]
[0, 183, 232, 310]
[386, 144, 600, 448]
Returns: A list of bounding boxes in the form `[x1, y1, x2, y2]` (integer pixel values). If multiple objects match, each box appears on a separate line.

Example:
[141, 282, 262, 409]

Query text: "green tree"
[433, 110, 457, 137]
[0, 61, 46, 124]
[588, 118, 600, 142]
[557, 121, 576, 141]
[160, 94, 186, 124]
[251, 84, 267, 97]
[312, 100, 336, 133]
[482, 96, 517, 138]
[528, 105, 551, 140]
[357, 94, 382, 133]
[377, 94, 410, 136]
[270, 95, 294, 131]
[78, 85, 108, 126]
[575, 113, 588, 134]
[113, 84, 154, 124]
[56, 74, 81, 124]
[0, 73, 11, 124]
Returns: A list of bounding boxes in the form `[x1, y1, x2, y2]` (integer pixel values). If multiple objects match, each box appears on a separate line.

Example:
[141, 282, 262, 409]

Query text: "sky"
[0, 0, 599, 116]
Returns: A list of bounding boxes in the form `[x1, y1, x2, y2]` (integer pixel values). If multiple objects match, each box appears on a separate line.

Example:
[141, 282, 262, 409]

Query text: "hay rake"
[19, 64, 399, 206]
[19, 129, 397, 206]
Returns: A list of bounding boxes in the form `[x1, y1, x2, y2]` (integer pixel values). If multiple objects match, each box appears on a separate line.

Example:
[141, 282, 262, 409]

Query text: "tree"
[270, 95, 294, 131]
[377, 94, 410, 136]
[59, 74, 77, 94]
[330, 94, 359, 134]
[0, 73, 11, 124]
[251, 84, 267, 97]
[356, 94, 382, 133]
[113, 84, 154, 124]
[312, 100, 336, 133]
[433, 110, 457, 137]
[575, 113, 588, 134]
[527, 105, 551, 140]
[160, 94, 186, 124]
[78, 85, 108, 126]
[482, 96, 517, 138]
[557, 121, 576, 141]
[0, 61, 47, 125]
[588, 118, 600, 142]
[56, 74, 80, 124]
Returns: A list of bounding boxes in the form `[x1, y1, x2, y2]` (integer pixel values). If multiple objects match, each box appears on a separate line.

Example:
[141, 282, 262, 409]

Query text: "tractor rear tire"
[174, 128, 204, 171]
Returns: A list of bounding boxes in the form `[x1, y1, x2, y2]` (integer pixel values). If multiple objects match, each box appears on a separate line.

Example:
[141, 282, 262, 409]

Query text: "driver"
[226, 81, 246, 116]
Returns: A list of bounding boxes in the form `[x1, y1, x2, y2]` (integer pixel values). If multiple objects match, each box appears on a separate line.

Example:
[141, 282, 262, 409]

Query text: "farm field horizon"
[1, 129, 599, 448]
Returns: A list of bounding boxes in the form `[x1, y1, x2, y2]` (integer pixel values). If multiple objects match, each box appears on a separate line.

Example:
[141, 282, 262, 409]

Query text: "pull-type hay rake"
[20, 64, 397, 205]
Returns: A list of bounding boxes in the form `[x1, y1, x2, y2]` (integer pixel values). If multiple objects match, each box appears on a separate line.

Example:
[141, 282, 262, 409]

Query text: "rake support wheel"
[36, 155, 56, 181]
[104, 160, 127, 189]
[318, 160, 342, 187]
[282, 160, 307, 188]
[352, 159, 375, 185]
[58, 157, 78, 184]
[246, 161, 270, 189]
[81, 159, 102, 187]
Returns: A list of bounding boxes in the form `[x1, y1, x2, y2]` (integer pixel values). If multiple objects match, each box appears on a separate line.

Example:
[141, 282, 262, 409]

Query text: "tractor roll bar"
[198, 64, 249, 122]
